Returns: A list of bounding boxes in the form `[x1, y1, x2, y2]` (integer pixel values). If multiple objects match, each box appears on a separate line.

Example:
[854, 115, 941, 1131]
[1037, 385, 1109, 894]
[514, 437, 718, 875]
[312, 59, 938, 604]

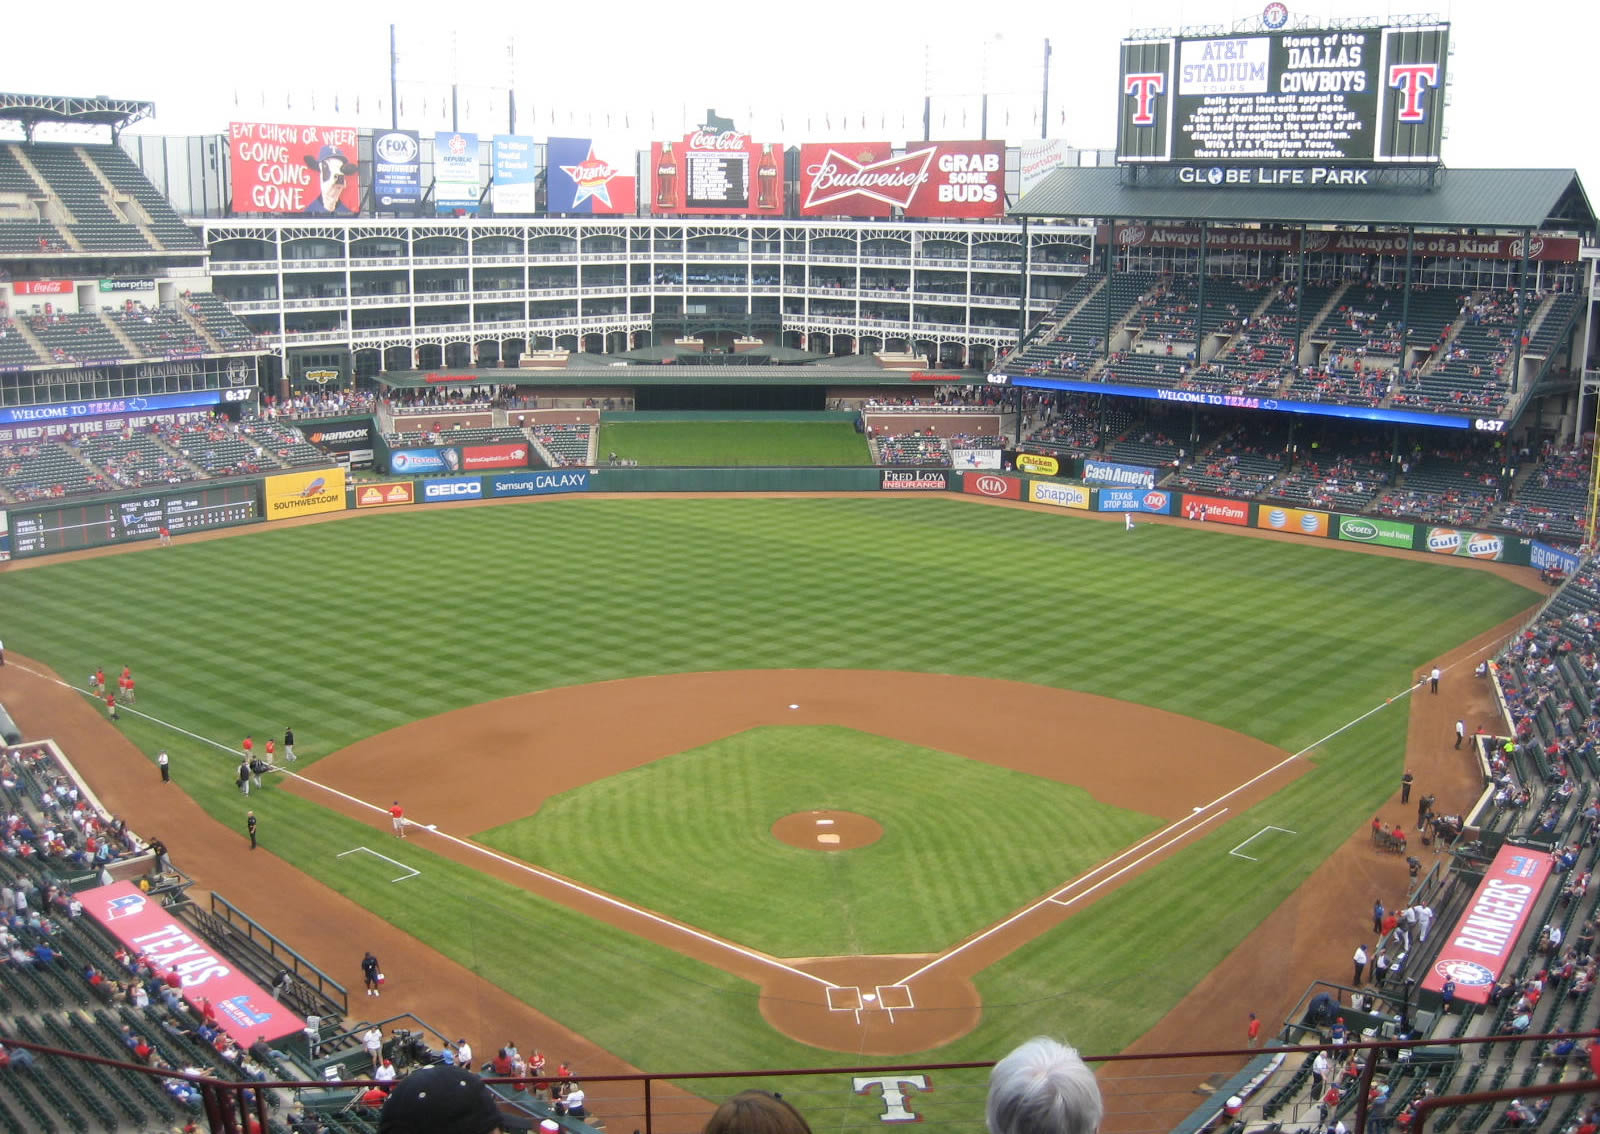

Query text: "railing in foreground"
[1, 1030, 1595, 1134]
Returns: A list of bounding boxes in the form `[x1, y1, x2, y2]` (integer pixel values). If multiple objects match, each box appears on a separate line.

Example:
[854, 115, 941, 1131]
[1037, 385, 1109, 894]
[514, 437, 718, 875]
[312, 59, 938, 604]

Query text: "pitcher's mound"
[772, 810, 883, 851]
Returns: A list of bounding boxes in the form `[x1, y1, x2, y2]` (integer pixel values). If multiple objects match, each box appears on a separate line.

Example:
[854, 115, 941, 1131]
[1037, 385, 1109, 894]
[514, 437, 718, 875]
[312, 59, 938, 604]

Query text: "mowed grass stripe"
[0, 495, 1539, 1076]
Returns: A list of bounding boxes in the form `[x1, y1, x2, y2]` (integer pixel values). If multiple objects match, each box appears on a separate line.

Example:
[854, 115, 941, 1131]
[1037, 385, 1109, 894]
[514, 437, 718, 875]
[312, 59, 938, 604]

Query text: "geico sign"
[424, 481, 481, 499]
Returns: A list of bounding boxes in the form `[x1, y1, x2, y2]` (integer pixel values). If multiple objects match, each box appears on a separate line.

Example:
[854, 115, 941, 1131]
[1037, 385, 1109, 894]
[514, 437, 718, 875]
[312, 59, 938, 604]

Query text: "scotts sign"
[799, 141, 1005, 219]
[961, 472, 1021, 499]
[1099, 224, 1580, 263]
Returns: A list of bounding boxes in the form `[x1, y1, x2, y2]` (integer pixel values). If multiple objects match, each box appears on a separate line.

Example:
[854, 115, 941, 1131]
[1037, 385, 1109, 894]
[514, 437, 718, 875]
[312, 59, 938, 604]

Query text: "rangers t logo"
[1124, 73, 1165, 125]
[1388, 63, 1439, 122]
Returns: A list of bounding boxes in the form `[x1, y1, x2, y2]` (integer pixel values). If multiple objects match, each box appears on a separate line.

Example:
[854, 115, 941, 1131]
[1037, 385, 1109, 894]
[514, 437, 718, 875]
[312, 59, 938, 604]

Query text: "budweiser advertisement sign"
[800, 140, 1005, 219]
[1101, 224, 1580, 263]
[649, 128, 783, 216]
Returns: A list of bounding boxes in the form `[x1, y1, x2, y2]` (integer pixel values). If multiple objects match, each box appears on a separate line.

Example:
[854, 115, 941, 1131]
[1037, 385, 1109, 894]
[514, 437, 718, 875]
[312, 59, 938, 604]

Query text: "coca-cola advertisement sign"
[13, 280, 74, 296]
[800, 140, 1006, 219]
[649, 129, 783, 216]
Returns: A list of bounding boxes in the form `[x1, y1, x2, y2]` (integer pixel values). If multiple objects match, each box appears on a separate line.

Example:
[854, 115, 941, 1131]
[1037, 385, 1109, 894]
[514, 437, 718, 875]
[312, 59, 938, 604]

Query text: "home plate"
[817, 833, 841, 845]
[862, 993, 877, 1002]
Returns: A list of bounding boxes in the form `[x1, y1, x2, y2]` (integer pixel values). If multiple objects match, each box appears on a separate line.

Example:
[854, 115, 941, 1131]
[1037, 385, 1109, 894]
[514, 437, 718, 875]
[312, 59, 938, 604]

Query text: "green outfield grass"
[0, 496, 1539, 1082]
[480, 725, 1161, 957]
[601, 421, 871, 465]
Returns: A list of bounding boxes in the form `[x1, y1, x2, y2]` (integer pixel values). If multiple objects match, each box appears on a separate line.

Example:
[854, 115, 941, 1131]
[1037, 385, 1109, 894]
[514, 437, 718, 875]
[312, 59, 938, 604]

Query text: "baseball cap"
[378, 1066, 536, 1133]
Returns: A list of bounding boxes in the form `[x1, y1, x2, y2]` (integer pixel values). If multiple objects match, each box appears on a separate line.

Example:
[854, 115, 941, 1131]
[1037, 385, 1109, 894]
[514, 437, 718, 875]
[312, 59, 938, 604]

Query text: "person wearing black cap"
[379, 1065, 536, 1133]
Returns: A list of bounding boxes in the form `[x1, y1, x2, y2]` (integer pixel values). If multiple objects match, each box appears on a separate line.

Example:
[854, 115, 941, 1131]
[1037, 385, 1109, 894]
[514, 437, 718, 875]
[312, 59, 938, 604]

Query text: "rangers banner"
[84, 881, 304, 1043]
[799, 140, 1004, 219]
[1422, 845, 1553, 1005]
[547, 137, 635, 214]
[434, 132, 481, 215]
[372, 130, 421, 206]
[649, 129, 783, 216]
[228, 122, 360, 216]
[492, 135, 539, 215]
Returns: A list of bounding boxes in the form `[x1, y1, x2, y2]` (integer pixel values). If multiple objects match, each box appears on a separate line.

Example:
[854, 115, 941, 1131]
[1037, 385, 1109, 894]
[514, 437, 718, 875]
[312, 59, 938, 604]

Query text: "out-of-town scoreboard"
[1117, 15, 1449, 165]
[9, 483, 260, 557]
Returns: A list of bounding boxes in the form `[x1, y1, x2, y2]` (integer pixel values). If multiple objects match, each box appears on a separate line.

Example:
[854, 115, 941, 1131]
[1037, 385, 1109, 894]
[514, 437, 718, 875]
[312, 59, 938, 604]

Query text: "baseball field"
[0, 492, 1539, 1101]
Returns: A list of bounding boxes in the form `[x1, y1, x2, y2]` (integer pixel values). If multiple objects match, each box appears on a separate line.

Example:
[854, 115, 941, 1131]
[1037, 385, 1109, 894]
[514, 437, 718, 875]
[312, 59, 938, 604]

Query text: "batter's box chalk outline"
[875, 984, 914, 1022]
[1228, 825, 1299, 862]
[336, 845, 421, 883]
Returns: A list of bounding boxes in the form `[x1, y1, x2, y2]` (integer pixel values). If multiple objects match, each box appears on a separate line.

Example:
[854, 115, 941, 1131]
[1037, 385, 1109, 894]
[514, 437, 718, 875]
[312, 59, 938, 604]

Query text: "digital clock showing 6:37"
[9, 483, 261, 557]
[1472, 419, 1507, 433]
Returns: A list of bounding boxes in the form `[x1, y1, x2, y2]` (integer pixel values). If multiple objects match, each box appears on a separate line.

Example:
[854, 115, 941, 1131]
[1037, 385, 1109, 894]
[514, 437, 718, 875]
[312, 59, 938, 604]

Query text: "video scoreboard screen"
[1118, 22, 1448, 164]
[10, 483, 261, 557]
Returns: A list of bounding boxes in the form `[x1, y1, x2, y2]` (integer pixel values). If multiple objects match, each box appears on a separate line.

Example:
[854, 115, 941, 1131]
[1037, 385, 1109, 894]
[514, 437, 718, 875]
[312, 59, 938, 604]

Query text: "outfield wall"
[0, 465, 1554, 569]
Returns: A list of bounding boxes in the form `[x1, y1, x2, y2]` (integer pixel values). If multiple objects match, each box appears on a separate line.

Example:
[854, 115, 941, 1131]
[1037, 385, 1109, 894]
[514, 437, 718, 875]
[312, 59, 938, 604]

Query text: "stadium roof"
[377, 366, 970, 388]
[1012, 167, 1595, 233]
[0, 93, 154, 138]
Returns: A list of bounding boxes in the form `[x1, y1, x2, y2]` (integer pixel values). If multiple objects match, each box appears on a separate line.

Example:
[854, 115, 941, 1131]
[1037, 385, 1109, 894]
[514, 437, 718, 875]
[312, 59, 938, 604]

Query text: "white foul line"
[11, 659, 835, 991]
[1229, 825, 1300, 862]
[337, 846, 420, 883]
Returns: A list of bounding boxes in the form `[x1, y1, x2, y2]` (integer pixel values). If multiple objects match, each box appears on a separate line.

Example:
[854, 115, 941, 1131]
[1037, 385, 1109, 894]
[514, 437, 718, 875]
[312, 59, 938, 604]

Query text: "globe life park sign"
[1176, 164, 1375, 186]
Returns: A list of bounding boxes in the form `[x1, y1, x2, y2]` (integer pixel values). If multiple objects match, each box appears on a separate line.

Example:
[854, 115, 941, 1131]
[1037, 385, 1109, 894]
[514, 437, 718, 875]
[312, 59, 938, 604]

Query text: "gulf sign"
[264, 467, 347, 521]
[1029, 481, 1090, 510]
[460, 443, 530, 471]
[962, 472, 1021, 500]
[1422, 845, 1552, 1004]
[1180, 494, 1249, 526]
[1257, 506, 1329, 538]
[355, 482, 415, 508]
[1426, 527, 1505, 561]
[1015, 453, 1061, 477]
[228, 122, 360, 216]
[1098, 487, 1173, 515]
[84, 881, 304, 1043]
[798, 140, 1004, 219]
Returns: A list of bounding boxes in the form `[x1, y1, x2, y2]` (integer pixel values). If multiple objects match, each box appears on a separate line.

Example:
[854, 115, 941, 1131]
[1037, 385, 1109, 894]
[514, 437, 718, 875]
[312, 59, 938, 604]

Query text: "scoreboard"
[10, 483, 260, 557]
[1118, 22, 1449, 164]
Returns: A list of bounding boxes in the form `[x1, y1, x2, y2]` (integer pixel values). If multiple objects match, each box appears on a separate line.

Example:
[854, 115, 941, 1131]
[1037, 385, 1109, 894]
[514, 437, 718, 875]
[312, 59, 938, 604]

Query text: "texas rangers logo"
[1124, 73, 1166, 125]
[105, 893, 147, 920]
[1261, 2, 1289, 28]
[560, 146, 622, 209]
[1433, 958, 1494, 988]
[1388, 63, 1440, 122]
[802, 147, 935, 211]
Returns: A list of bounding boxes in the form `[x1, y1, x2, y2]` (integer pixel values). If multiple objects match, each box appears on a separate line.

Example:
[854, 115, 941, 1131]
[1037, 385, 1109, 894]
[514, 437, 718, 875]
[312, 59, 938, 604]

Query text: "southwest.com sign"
[264, 467, 347, 521]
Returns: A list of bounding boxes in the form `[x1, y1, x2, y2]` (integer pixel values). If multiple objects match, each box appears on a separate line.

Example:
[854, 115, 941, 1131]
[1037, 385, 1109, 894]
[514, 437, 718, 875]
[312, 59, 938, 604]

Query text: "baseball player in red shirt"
[390, 802, 405, 838]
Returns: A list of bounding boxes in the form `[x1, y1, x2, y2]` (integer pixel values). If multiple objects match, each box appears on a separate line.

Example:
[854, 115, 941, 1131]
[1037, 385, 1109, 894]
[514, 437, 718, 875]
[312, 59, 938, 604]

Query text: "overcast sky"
[2, 0, 1595, 195]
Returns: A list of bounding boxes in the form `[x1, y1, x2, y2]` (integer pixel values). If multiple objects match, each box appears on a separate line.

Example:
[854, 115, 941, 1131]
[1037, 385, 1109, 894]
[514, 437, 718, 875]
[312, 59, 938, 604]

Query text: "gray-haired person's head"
[986, 1038, 1103, 1134]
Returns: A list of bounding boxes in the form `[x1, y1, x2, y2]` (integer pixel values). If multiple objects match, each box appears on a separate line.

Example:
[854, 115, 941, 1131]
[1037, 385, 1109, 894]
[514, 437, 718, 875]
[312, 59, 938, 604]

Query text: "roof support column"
[1511, 229, 1532, 395]
[1104, 218, 1115, 361]
[1294, 225, 1307, 368]
[1016, 217, 1030, 447]
[1196, 222, 1208, 362]
[1399, 228, 1415, 368]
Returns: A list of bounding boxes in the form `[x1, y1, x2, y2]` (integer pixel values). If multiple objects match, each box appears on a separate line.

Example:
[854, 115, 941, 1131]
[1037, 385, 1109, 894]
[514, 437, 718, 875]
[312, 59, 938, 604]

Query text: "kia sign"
[487, 470, 592, 497]
[373, 129, 421, 206]
[84, 881, 304, 1043]
[1098, 487, 1173, 515]
[421, 476, 483, 501]
[1421, 845, 1552, 1005]
[962, 472, 1022, 500]
[228, 122, 360, 216]
[880, 469, 950, 491]
[799, 140, 1004, 218]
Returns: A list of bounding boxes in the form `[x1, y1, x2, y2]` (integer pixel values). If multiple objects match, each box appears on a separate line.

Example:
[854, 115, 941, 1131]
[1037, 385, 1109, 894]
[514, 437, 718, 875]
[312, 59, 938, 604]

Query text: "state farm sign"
[799, 140, 1005, 218]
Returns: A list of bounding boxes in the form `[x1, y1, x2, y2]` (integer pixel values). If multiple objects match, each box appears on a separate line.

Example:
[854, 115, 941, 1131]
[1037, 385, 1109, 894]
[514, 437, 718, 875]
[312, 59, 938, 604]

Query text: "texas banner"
[799, 140, 1005, 218]
[83, 881, 304, 1043]
[547, 137, 636, 214]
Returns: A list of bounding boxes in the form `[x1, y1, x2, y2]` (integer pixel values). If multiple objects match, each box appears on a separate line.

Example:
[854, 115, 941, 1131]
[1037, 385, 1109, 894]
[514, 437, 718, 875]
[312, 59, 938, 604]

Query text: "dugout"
[0, 701, 21, 746]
